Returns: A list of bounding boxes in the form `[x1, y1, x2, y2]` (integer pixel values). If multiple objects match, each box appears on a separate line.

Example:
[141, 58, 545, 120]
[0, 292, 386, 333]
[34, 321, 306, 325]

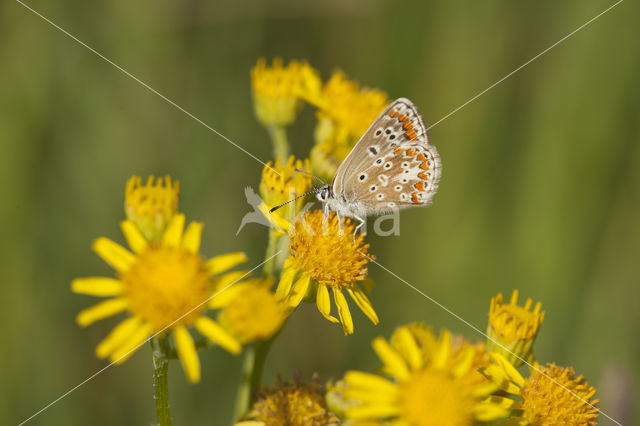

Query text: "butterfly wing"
[333, 98, 442, 213]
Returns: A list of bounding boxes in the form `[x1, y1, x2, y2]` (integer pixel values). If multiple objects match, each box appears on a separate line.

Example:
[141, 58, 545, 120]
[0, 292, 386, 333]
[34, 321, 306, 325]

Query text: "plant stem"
[232, 336, 277, 422]
[151, 336, 172, 426]
[267, 125, 289, 160]
[263, 228, 280, 278]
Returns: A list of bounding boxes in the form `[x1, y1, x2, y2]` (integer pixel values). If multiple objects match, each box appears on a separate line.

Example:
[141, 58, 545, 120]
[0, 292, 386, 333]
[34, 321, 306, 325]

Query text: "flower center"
[521, 364, 599, 425]
[221, 282, 287, 343]
[121, 244, 211, 332]
[399, 369, 474, 426]
[289, 211, 371, 288]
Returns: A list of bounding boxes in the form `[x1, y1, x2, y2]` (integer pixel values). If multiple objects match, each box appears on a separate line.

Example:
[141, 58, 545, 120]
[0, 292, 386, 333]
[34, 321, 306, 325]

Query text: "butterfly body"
[317, 98, 442, 232]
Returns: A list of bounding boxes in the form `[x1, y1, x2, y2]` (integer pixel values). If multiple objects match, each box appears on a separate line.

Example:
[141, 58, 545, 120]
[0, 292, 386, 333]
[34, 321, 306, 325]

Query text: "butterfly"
[316, 97, 442, 235]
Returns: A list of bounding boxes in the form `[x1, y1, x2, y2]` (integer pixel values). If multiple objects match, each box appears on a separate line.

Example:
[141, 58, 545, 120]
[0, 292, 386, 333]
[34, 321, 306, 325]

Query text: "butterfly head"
[316, 185, 331, 203]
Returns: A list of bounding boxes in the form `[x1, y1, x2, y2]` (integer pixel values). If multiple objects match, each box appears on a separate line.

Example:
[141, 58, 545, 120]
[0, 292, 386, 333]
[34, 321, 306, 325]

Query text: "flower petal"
[333, 288, 354, 335]
[489, 352, 525, 387]
[208, 281, 248, 309]
[120, 220, 148, 254]
[433, 329, 451, 370]
[286, 273, 311, 308]
[210, 271, 249, 305]
[391, 326, 422, 372]
[316, 284, 339, 323]
[451, 346, 475, 378]
[195, 317, 242, 355]
[95, 316, 144, 358]
[347, 286, 379, 325]
[76, 298, 128, 327]
[275, 265, 297, 301]
[71, 277, 124, 296]
[346, 404, 399, 420]
[162, 214, 185, 247]
[109, 321, 153, 364]
[92, 238, 135, 272]
[258, 202, 290, 233]
[174, 326, 201, 383]
[344, 370, 398, 394]
[182, 221, 203, 254]
[205, 252, 248, 276]
[372, 337, 410, 381]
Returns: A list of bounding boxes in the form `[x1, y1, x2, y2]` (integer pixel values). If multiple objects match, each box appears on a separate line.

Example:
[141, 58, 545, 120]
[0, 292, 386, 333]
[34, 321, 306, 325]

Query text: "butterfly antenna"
[269, 188, 319, 213]
[294, 168, 326, 186]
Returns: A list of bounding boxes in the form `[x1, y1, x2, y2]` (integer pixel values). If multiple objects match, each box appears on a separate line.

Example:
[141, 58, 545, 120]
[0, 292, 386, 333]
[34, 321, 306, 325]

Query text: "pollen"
[121, 244, 211, 332]
[521, 364, 599, 425]
[288, 210, 370, 288]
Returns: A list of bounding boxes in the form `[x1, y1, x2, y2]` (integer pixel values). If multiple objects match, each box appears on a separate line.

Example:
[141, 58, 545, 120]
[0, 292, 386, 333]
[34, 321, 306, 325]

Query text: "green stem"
[232, 336, 277, 422]
[151, 336, 172, 426]
[263, 228, 280, 278]
[267, 125, 289, 160]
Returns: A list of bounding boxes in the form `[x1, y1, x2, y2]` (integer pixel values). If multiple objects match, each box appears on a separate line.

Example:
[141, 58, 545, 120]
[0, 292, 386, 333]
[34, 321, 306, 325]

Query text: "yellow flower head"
[275, 210, 378, 335]
[308, 70, 388, 145]
[72, 214, 248, 383]
[251, 57, 321, 127]
[259, 156, 312, 222]
[482, 352, 599, 425]
[337, 325, 507, 425]
[309, 140, 353, 184]
[212, 278, 289, 344]
[238, 374, 340, 426]
[487, 290, 545, 367]
[125, 175, 179, 241]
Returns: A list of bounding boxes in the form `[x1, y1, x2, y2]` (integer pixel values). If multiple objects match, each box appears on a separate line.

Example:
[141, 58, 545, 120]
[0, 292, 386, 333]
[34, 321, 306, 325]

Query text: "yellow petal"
[174, 326, 201, 383]
[347, 404, 399, 420]
[432, 329, 451, 370]
[451, 346, 475, 378]
[347, 286, 379, 325]
[182, 221, 203, 254]
[480, 364, 522, 394]
[208, 281, 248, 309]
[372, 337, 410, 380]
[392, 327, 422, 371]
[275, 266, 296, 300]
[71, 277, 123, 296]
[76, 298, 128, 327]
[205, 252, 248, 276]
[333, 288, 354, 335]
[489, 352, 525, 387]
[344, 370, 398, 394]
[109, 321, 153, 364]
[258, 202, 290, 233]
[286, 273, 311, 308]
[162, 213, 185, 247]
[120, 220, 148, 254]
[92, 238, 135, 272]
[209, 272, 249, 305]
[95, 316, 144, 358]
[316, 284, 338, 323]
[194, 317, 242, 355]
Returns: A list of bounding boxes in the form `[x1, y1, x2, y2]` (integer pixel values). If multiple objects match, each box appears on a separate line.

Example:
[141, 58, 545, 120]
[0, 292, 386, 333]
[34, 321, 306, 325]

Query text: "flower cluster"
[70, 58, 602, 426]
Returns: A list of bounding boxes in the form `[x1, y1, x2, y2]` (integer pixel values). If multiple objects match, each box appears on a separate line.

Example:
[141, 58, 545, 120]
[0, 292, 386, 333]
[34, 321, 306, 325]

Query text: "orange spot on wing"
[406, 148, 417, 156]
[411, 192, 420, 204]
[399, 114, 407, 122]
[407, 130, 417, 140]
[394, 148, 403, 155]
[415, 181, 425, 191]
[417, 154, 426, 161]
[390, 111, 398, 117]
[420, 161, 429, 170]
[403, 121, 413, 130]
[418, 172, 428, 180]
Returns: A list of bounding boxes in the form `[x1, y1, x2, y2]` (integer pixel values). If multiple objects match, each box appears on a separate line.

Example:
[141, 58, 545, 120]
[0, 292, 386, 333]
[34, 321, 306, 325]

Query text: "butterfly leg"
[353, 214, 365, 242]
[322, 203, 330, 225]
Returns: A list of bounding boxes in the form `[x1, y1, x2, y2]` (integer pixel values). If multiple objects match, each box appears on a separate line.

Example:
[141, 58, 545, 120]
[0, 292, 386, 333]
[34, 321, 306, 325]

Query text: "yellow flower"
[309, 139, 353, 184]
[251, 57, 321, 127]
[212, 278, 289, 344]
[487, 290, 545, 367]
[238, 374, 340, 426]
[482, 352, 599, 425]
[275, 210, 378, 335]
[337, 325, 507, 425]
[125, 175, 179, 241]
[72, 214, 247, 383]
[306, 70, 388, 145]
[259, 156, 313, 223]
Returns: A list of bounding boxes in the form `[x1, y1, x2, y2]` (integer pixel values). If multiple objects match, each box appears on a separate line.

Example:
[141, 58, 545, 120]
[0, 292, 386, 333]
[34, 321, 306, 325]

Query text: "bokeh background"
[2, 0, 639, 424]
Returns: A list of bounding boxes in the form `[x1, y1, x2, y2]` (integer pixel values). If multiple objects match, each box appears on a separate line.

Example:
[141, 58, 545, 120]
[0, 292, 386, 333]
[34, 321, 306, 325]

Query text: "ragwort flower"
[124, 175, 179, 241]
[336, 325, 507, 425]
[275, 210, 378, 335]
[72, 213, 247, 383]
[259, 155, 312, 224]
[481, 352, 599, 425]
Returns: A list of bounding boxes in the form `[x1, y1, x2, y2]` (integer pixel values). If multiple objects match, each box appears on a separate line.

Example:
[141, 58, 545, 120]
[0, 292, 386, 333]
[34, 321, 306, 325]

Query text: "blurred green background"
[2, 0, 638, 424]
